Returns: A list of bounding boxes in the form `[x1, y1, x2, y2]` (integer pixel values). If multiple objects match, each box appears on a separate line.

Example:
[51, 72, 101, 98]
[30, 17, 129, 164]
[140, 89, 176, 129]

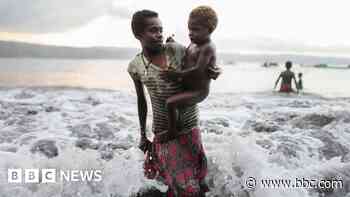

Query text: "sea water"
[0, 58, 349, 97]
[0, 58, 349, 197]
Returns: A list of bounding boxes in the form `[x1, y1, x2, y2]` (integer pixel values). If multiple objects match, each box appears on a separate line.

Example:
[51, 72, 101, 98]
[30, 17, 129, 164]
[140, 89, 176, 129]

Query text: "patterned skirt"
[144, 128, 209, 197]
[280, 84, 293, 92]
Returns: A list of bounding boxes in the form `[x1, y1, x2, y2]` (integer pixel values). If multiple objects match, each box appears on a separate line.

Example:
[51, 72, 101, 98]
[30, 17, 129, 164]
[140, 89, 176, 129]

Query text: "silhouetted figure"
[274, 61, 298, 93]
[297, 72, 303, 91]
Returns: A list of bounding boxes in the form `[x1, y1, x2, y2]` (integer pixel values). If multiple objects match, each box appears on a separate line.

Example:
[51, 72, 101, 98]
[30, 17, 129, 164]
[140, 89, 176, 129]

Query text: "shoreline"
[0, 86, 349, 101]
[0, 87, 349, 196]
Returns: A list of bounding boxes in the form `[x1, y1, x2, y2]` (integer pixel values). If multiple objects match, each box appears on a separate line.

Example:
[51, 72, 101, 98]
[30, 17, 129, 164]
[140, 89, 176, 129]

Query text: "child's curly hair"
[190, 6, 218, 33]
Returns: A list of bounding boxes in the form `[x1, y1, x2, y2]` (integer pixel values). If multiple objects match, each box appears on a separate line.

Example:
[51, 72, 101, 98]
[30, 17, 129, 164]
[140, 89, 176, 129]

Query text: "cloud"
[216, 37, 350, 55]
[109, 4, 133, 19]
[0, 0, 127, 33]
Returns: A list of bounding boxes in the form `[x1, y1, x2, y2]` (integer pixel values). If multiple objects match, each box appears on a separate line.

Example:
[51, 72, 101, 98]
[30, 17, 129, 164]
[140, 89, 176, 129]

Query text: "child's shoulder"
[128, 53, 142, 68]
[127, 53, 145, 79]
[201, 41, 215, 49]
[199, 41, 216, 54]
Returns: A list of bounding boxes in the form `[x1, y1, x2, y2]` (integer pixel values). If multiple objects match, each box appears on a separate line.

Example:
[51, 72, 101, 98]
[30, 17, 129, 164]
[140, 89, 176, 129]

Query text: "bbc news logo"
[8, 169, 103, 183]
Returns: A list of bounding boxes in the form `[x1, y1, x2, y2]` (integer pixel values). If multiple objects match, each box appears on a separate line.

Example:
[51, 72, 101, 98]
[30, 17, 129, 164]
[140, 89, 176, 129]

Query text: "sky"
[1, 0, 350, 56]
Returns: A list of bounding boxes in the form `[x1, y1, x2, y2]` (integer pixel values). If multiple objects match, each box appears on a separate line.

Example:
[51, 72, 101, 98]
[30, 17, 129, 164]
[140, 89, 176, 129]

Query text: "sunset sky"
[1, 0, 350, 56]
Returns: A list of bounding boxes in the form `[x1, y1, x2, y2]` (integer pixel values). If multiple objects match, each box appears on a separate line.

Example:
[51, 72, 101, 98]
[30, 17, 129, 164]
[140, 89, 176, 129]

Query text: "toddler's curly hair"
[190, 6, 218, 33]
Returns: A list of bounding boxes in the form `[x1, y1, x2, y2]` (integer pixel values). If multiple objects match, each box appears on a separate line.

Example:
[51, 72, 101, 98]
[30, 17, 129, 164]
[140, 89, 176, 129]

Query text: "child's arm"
[129, 72, 151, 153]
[175, 44, 215, 77]
[274, 73, 282, 89]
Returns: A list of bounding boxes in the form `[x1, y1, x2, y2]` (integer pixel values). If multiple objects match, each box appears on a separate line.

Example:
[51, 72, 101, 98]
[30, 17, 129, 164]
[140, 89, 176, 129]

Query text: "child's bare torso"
[182, 42, 216, 91]
[281, 70, 295, 85]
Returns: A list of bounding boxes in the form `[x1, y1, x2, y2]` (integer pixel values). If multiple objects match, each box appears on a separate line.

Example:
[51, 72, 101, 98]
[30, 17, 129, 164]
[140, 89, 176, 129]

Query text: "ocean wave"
[0, 88, 349, 197]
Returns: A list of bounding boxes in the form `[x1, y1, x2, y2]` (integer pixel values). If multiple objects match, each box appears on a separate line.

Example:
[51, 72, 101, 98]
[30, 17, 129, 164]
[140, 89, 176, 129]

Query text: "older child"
[274, 61, 298, 93]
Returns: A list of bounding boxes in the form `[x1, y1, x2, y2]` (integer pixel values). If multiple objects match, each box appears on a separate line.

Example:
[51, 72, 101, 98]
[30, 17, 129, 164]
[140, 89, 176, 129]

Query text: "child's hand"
[208, 65, 222, 80]
[139, 137, 152, 153]
[165, 34, 175, 43]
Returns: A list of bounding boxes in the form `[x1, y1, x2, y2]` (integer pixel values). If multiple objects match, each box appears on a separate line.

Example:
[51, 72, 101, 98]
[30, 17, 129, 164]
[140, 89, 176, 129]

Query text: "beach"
[0, 59, 349, 197]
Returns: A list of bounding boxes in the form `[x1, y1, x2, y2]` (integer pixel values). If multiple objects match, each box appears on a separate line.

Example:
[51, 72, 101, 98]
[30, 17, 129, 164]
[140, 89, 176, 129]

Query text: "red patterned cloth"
[143, 128, 209, 197]
[280, 84, 293, 93]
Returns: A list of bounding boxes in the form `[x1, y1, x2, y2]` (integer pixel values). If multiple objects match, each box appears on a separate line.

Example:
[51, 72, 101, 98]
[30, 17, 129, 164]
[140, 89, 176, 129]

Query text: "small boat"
[226, 60, 235, 65]
[314, 64, 328, 68]
[313, 64, 350, 69]
[262, 62, 279, 67]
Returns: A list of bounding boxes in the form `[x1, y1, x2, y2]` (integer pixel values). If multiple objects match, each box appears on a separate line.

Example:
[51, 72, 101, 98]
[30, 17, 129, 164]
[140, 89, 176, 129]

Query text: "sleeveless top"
[127, 43, 199, 135]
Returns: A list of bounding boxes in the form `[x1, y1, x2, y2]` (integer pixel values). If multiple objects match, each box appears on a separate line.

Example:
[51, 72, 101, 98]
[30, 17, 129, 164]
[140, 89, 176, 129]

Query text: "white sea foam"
[0, 88, 349, 197]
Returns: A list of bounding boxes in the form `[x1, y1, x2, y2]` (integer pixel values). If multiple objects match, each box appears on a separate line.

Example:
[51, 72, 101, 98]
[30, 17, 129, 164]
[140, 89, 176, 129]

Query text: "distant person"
[297, 72, 303, 91]
[274, 61, 298, 93]
[165, 5, 221, 138]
